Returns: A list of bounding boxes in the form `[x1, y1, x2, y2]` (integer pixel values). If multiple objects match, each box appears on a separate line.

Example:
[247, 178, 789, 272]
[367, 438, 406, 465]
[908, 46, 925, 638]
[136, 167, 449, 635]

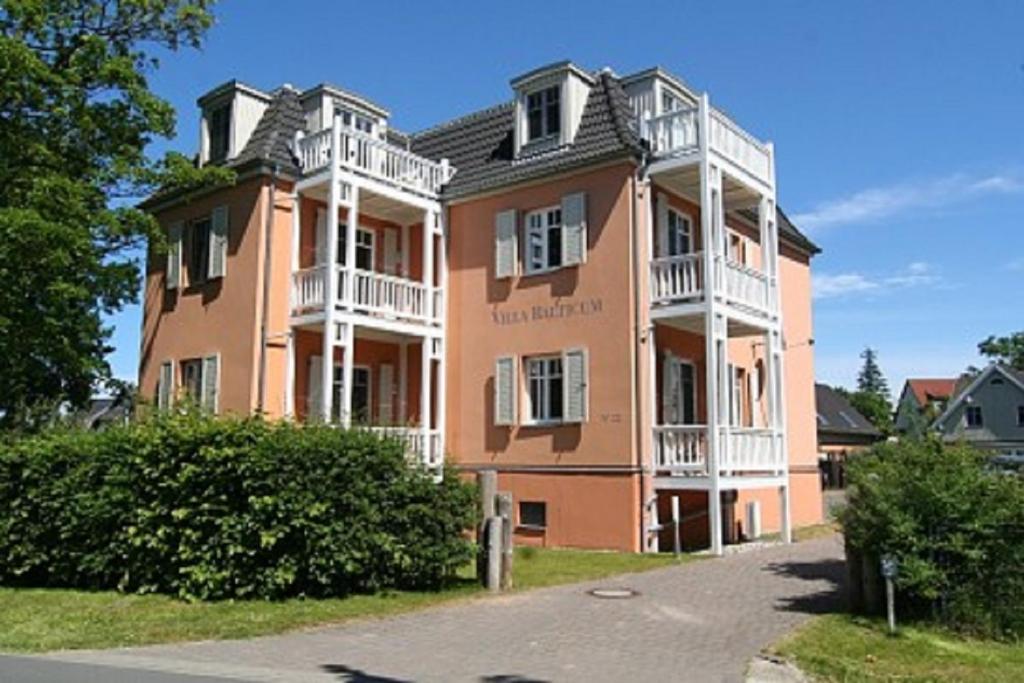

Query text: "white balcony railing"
[650, 253, 703, 304]
[291, 265, 327, 313]
[291, 265, 439, 325]
[367, 426, 443, 469]
[708, 109, 771, 183]
[642, 106, 771, 184]
[720, 427, 782, 474]
[653, 425, 707, 474]
[722, 260, 769, 314]
[296, 126, 453, 196]
[645, 108, 699, 156]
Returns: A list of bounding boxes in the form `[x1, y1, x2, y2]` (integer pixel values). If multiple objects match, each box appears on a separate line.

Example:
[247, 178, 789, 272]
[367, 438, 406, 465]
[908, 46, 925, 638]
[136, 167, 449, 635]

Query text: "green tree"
[856, 347, 889, 398]
[0, 1, 232, 429]
[977, 331, 1024, 371]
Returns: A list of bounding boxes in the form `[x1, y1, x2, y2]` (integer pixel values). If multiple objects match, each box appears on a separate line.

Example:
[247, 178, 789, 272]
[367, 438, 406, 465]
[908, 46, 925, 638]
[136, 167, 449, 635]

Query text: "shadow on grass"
[761, 556, 847, 616]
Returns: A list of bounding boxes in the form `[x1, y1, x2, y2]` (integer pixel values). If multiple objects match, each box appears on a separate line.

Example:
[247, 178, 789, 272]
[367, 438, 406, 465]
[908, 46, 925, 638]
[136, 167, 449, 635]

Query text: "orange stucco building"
[140, 63, 822, 554]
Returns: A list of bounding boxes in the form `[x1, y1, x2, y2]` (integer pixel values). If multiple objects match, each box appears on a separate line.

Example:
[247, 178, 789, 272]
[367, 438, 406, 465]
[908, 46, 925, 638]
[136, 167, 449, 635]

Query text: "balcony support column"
[699, 93, 726, 556]
[343, 184, 359, 310]
[321, 115, 342, 423]
[398, 340, 408, 424]
[340, 322, 355, 428]
[419, 337, 432, 457]
[435, 208, 448, 464]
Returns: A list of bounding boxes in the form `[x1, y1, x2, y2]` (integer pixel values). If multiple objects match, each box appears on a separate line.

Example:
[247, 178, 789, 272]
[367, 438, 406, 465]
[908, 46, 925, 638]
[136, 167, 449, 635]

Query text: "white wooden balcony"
[649, 252, 772, 320]
[295, 127, 453, 197]
[366, 426, 443, 470]
[653, 424, 784, 479]
[644, 106, 772, 185]
[290, 265, 441, 326]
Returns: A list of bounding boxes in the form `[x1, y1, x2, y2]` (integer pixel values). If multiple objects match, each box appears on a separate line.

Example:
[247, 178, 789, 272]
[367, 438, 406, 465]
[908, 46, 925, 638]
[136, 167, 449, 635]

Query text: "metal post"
[486, 516, 502, 593]
[671, 495, 681, 557]
[497, 492, 514, 590]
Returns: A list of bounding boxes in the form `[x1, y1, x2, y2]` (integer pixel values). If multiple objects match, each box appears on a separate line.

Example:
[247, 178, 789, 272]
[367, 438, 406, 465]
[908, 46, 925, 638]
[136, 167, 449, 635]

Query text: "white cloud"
[813, 262, 941, 300]
[793, 172, 1024, 232]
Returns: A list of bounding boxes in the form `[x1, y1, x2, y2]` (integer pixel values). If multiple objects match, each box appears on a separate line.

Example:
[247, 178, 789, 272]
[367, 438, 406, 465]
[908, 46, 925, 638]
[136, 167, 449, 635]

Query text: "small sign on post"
[880, 554, 899, 635]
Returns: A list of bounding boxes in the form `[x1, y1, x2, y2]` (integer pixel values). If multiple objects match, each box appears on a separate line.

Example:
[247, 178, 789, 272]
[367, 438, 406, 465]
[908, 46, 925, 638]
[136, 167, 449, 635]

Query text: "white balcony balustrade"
[644, 109, 699, 156]
[653, 425, 707, 474]
[367, 426, 443, 469]
[290, 265, 438, 325]
[722, 260, 769, 314]
[720, 427, 782, 474]
[295, 126, 453, 196]
[650, 253, 703, 305]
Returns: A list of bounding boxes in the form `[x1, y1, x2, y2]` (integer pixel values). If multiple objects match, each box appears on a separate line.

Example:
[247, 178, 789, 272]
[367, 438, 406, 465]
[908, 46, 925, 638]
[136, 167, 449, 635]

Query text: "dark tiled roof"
[412, 72, 818, 255]
[234, 86, 305, 174]
[410, 71, 643, 200]
[815, 383, 881, 437]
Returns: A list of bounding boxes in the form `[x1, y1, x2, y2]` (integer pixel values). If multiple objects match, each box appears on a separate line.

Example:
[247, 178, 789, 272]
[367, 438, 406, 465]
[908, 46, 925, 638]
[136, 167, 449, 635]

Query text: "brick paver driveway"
[41, 536, 845, 683]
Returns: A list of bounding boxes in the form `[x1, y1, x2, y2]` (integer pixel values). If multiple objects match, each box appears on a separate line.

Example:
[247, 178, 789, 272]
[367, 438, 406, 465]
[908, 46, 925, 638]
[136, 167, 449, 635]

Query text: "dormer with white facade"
[298, 84, 391, 141]
[197, 81, 272, 166]
[511, 61, 595, 157]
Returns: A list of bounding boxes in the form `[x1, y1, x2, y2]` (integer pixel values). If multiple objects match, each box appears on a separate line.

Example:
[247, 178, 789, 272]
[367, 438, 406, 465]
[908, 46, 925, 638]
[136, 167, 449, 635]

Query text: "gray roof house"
[932, 364, 1024, 459]
[815, 383, 881, 449]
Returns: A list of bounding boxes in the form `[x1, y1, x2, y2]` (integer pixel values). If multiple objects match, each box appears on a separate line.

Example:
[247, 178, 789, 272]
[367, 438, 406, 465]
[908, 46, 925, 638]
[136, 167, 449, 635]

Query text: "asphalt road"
[0, 655, 242, 683]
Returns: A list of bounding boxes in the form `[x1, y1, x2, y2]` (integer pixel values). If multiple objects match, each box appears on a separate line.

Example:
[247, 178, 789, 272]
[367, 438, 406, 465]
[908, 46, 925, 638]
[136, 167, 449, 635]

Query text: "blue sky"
[107, 0, 1024, 395]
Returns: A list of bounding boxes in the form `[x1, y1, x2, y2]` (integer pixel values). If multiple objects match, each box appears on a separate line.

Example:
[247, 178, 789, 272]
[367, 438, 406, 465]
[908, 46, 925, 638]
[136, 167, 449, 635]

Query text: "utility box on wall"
[745, 500, 762, 540]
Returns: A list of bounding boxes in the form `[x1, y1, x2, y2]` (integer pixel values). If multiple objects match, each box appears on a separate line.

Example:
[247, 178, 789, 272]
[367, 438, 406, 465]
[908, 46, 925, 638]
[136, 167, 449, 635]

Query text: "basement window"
[519, 501, 547, 530]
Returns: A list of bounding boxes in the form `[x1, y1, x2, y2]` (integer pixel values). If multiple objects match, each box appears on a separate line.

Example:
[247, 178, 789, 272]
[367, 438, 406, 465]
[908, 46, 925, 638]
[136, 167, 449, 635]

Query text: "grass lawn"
[771, 614, 1024, 683]
[761, 522, 839, 543]
[0, 546, 688, 653]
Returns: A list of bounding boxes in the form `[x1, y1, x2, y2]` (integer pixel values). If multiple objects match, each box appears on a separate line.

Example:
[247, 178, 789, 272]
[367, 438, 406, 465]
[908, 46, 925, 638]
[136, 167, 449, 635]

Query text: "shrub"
[840, 438, 1024, 638]
[0, 411, 477, 600]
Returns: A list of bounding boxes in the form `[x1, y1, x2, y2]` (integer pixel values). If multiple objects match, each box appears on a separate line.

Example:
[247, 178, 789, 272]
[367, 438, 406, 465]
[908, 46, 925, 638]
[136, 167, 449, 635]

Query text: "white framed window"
[663, 355, 697, 425]
[525, 206, 563, 273]
[181, 359, 203, 402]
[526, 356, 564, 424]
[337, 227, 375, 271]
[335, 107, 375, 135]
[179, 355, 219, 412]
[661, 90, 683, 113]
[526, 85, 560, 142]
[331, 364, 372, 423]
[965, 405, 983, 428]
[666, 208, 693, 257]
[727, 232, 748, 266]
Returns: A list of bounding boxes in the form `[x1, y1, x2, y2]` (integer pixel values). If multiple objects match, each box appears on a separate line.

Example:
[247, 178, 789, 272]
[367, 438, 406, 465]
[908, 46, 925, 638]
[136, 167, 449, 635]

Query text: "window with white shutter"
[494, 209, 517, 279]
[307, 355, 323, 421]
[166, 222, 183, 290]
[563, 348, 588, 423]
[315, 208, 327, 265]
[157, 360, 174, 409]
[208, 205, 228, 279]
[378, 363, 394, 424]
[561, 192, 587, 266]
[494, 355, 517, 426]
[201, 354, 220, 413]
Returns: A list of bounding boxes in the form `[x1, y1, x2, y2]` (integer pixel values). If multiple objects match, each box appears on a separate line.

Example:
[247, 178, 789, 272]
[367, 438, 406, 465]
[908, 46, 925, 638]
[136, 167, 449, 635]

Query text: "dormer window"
[208, 102, 231, 162]
[336, 107, 375, 135]
[527, 86, 560, 141]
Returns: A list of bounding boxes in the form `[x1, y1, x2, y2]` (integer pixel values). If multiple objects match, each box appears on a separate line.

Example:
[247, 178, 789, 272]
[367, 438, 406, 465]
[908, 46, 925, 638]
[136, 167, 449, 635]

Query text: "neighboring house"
[894, 377, 958, 436]
[932, 364, 1024, 459]
[75, 395, 132, 430]
[815, 383, 881, 489]
[139, 61, 822, 554]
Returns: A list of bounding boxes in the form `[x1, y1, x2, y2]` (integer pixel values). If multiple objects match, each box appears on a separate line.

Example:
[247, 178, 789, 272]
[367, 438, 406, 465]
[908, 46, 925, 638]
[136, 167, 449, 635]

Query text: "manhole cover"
[587, 587, 639, 599]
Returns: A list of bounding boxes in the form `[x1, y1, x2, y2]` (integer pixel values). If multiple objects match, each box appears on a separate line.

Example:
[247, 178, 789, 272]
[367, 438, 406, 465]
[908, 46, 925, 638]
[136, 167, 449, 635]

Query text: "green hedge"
[840, 438, 1024, 639]
[0, 412, 477, 600]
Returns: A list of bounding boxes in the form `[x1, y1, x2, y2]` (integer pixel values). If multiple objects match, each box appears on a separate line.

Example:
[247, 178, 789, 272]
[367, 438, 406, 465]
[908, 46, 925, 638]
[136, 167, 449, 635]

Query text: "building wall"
[937, 371, 1024, 449]
[140, 177, 269, 415]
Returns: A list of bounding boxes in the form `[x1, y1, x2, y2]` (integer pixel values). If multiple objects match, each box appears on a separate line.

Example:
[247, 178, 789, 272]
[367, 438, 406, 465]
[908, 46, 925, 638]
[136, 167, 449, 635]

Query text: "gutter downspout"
[256, 163, 279, 414]
[631, 154, 652, 552]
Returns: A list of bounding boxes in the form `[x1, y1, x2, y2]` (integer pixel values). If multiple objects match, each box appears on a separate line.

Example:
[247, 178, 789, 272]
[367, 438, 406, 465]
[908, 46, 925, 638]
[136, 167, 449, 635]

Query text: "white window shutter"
[201, 354, 220, 413]
[656, 194, 669, 258]
[563, 348, 588, 423]
[166, 222, 183, 290]
[748, 370, 759, 427]
[158, 360, 174, 410]
[663, 354, 680, 424]
[494, 355, 517, 426]
[494, 209, 517, 279]
[208, 205, 229, 279]
[561, 192, 587, 266]
[307, 355, 323, 421]
[378, 363, 394, 424]
[315, 208, 327, 265]
[383, 229, 400, 275]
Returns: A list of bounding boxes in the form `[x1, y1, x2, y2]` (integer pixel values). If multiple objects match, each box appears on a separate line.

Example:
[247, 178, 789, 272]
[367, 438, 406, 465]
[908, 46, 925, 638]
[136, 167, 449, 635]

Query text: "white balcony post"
[435, 208, 448, 466]
[341, 322, 355, 428]
[344, 185, 359, 308]
[398, 340, 408, 424]
[284, 331, 295, 419]
[420, 336, 433, 460]
[322, 115, 342, 423]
